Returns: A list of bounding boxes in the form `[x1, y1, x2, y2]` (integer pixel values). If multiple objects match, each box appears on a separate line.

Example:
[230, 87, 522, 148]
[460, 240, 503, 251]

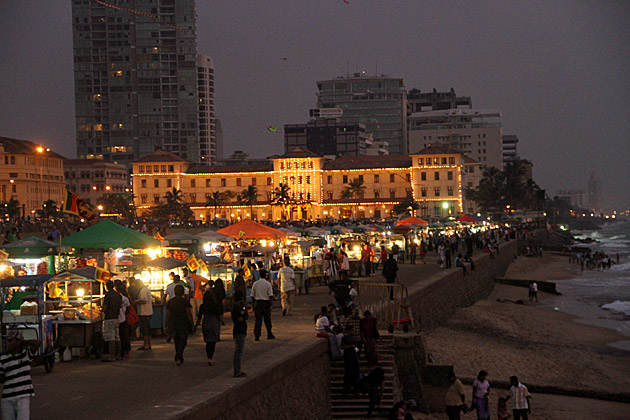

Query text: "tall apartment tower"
[407, 89, 503, 168]
[316, 74, 408, 155]
[71, 0, 216, 165]
[587, 170, 603, 212]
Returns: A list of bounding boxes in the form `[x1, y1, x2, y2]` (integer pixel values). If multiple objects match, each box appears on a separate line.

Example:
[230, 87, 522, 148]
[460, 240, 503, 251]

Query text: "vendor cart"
[0, 275, 57, 372]
[48, 267, 105, 358]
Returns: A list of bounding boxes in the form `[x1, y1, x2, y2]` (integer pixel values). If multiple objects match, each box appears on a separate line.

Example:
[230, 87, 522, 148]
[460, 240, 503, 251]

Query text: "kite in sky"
[267, 126, 278, 132]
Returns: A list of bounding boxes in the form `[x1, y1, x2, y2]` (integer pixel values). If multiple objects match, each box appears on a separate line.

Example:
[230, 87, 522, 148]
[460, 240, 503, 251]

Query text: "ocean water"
[548, 220, 630, 350]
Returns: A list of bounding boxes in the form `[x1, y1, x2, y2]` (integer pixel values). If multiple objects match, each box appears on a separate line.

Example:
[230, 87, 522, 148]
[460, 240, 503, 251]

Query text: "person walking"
[165, 285, 193, 366]
[250, 272, 275, 340]
[196, 290, 223, 366]
[231, 290, 248, 377]
[233, 268, 247, 299]
[409, 241, 417, 265]
[278, 261, 296, 316]
[115, 280, 131, 359]
[382, 255, 399, 300]
[360, 310, 380, 367]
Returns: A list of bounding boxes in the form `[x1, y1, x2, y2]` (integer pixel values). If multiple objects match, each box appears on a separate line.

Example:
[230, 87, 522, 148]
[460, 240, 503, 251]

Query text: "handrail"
[356, 282, 416, 332]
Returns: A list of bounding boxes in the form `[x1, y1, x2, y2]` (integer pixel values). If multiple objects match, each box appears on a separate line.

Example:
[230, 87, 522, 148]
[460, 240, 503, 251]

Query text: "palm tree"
[341, 177, 366, 219]
[2, 197, 21, 222]
[164, 188, 184, 205]
[272, 183, 292, 220]
[39, 200, 59, 220]
[241, 185, 258, 220]
[205, 191, 224, 221]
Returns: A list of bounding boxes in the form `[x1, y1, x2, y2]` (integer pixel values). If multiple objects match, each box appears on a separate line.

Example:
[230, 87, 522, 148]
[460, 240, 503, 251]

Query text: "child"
[497, 397, 510, 420]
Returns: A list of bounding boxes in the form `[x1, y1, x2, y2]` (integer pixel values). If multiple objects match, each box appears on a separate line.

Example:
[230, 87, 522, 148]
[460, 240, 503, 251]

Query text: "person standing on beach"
[472, 370, 490, 420]
[445, 371, 466, 420]
[505, 376, 531, 420]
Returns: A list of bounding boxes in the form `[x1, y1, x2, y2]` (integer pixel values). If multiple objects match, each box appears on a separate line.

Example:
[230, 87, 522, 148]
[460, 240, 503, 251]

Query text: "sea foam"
[602, 300, 630, 316]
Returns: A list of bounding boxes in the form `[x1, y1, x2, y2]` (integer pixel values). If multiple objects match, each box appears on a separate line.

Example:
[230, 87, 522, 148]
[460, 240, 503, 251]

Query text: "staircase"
[330, 335, 398, 419]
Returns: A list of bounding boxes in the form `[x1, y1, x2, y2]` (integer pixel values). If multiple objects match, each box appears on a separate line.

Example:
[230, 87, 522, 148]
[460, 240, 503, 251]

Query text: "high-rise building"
[588, 170, 603, 212]
[284, 119, 369, 156]
[71, 0, 216, 166]
[407, 88, 472, 112]
[502, 134, 519, 164]
[316, 74, 408, 155]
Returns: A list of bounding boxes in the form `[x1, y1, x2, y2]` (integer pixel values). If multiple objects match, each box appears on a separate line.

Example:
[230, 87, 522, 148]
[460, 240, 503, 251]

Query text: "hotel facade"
[131, 145, 481, 221]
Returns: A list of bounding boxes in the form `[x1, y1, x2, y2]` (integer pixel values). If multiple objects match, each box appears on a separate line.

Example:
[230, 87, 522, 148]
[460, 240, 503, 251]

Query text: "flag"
[243, 263, 251, 278]
[0, 249, 8, 260]
[197, 258, 208, 274]
[63, 190, 79, 215]
[267, 126, 278, 132]
[187, 255, 200, 272]
[95, 267, 112, 283]
[63, 189, 95, 221]
[154, 232, 164, 241]
[238, 230, 246, 238]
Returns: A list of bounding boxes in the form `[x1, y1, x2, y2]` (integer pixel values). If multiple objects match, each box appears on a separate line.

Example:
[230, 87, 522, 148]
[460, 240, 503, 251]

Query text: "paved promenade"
[30, 252, 454, 420]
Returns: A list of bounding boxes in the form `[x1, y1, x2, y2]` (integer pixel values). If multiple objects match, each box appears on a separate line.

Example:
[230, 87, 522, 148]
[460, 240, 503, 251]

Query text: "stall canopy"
[62, 220, 160, 250]
[396, 216, 429, 226]
[144, 257, 187, 270]
[216, 219, 287, 240]
[0, 274, 52, 288]
[162, 232, 200, 245]
[197, 230, 234, 243]
[53, 267, 112, 281]
[1, 237, 59, 257]
[456, 214, 477, 223]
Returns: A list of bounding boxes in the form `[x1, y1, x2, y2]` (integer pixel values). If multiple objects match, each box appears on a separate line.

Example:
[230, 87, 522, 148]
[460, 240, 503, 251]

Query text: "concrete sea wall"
[409, 240, 518, 332]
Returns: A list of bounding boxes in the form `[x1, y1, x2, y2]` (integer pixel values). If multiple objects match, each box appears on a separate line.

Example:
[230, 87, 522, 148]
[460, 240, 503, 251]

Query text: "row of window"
[419, 171, 454, 181]
[418, 157, 456, 165]
[279, 161, 315, 170]
[139, 177, 274, 189]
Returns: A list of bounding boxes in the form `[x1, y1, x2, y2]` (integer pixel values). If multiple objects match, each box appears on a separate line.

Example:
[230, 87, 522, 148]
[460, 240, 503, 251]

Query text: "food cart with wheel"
[0, 275, 57, 372]
[48, 267, 107, 358]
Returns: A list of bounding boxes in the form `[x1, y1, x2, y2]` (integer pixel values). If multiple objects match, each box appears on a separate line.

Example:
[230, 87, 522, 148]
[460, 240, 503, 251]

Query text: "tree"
[1, 197, 21, 222]
[97, 193, 135, 221]
[164, 188, 184, 205]
[393, 198, 419, 216]
[465, 162, 542, 213]
[341, 177, 366, 219]
[241, 185, 258, 220]
[205, 191, 224, 220]
[272, 183, 292, 220]
[39, 200, 60, 220]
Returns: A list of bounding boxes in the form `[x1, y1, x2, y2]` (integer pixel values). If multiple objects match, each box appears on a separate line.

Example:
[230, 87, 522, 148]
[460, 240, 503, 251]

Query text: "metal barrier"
[356, 282, 416, 332]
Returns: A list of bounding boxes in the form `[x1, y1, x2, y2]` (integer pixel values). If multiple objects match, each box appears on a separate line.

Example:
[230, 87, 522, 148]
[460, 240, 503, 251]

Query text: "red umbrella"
[396, 216, 429, 226]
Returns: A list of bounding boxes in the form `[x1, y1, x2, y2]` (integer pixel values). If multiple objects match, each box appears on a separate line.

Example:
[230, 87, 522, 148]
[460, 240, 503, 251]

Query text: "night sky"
[1, 1, 628, 208]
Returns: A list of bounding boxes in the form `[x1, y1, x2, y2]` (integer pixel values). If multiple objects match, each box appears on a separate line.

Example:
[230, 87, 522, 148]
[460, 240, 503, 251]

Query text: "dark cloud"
[1, 1, 628, 208]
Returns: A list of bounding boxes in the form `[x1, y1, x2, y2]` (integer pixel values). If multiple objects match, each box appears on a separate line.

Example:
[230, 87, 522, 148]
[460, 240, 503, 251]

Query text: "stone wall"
[143, 338, 332, 420]
[409, 240, 518, 332]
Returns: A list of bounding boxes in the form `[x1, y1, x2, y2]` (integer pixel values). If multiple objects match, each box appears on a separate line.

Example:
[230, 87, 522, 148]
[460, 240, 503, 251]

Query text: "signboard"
[309, 108, 343, 118]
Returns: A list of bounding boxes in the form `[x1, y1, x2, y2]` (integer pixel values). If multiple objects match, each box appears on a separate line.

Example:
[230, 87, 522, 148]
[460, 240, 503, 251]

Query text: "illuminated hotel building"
[0, 137, 66, 217]
[131, 146, 480, 221]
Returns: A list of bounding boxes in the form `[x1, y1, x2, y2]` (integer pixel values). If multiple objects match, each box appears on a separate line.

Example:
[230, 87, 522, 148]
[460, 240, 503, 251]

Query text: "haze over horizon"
[1, 1, 628, 209]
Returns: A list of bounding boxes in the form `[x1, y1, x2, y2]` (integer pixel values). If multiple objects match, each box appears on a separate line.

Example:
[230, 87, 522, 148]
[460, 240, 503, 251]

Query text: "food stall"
[48, 267, 108, 357]
[197, 230, 234, 256]
[0, 237, 60, 276]
[0, 274, 56, 372]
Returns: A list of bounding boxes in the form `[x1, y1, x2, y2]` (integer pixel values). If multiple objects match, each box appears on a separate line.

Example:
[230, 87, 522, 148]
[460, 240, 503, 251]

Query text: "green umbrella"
[62, 220, 160, 250]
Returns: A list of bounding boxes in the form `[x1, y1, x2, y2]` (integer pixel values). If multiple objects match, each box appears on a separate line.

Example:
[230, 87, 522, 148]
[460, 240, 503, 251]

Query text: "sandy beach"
[421, 253, 630, 420]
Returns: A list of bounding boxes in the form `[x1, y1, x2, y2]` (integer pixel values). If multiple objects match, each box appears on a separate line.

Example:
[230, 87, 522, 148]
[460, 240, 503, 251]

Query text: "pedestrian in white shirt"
[278, 262, 296, 316]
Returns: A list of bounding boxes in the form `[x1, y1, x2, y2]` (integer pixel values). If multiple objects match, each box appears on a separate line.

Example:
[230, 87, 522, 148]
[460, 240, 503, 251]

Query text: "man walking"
[278, 262, 296, 316]
[102, 280, 122, 361]
[382, 254, 399, 300]
[250, 272, 275, 340]
[445, 371, 466, 420]
[165, 285, 193, 365]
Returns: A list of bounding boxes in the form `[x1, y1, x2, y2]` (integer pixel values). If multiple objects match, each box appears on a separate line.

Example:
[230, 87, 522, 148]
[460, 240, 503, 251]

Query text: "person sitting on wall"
[455, 254, 467, 275]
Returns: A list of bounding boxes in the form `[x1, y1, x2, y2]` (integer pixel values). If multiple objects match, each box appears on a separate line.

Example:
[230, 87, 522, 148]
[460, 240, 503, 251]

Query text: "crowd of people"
[568, 248, 619, 271]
